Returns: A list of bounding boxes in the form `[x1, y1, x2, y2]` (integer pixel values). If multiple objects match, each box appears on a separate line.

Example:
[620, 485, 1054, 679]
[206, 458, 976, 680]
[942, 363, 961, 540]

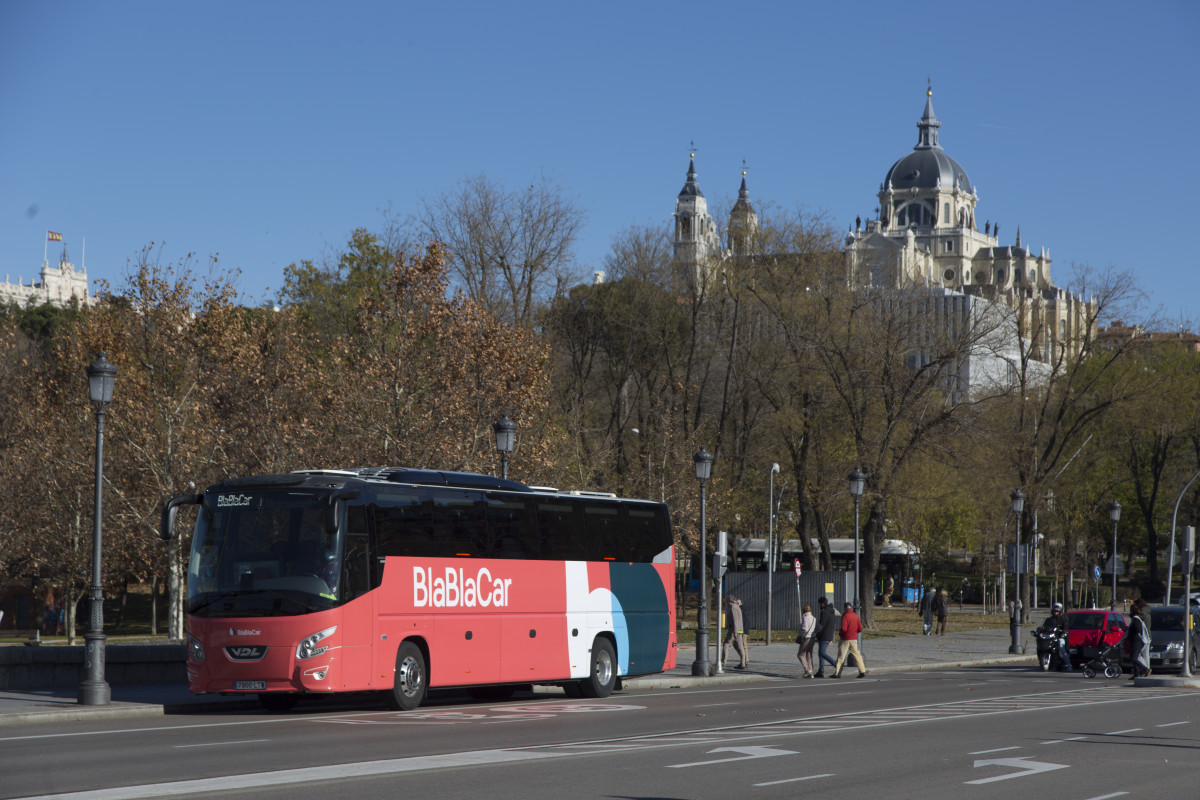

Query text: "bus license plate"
[235, 681, 267, 691]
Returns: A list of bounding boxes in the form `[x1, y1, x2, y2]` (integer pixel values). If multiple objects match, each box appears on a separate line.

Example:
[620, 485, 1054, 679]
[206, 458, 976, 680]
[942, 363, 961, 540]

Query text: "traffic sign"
[1093, 565, 1101, 580]
[793, 558, 802, 577]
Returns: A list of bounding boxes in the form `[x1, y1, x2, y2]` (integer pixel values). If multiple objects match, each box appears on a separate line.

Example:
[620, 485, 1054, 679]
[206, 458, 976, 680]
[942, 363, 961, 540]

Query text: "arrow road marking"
[668, 745, 798, 768]
[966, 756, 1068, 784]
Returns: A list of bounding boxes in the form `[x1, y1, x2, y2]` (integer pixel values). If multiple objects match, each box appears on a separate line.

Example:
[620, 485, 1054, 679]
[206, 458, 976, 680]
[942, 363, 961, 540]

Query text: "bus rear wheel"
[579, 638, 617, 699]
[387, 641, 427, 711]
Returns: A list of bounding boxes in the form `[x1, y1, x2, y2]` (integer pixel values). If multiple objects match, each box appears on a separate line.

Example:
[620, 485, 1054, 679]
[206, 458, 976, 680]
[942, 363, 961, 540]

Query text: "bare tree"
[416, 173, 586, 326]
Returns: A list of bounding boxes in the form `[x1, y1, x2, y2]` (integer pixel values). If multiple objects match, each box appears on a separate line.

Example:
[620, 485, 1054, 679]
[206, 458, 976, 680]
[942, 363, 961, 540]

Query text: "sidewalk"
[3, 627, 1194, 726]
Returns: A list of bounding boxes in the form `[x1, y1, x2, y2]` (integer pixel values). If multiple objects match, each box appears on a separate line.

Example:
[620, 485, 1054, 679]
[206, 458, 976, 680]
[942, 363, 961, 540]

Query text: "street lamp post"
[492, 414, 517, 480]
[79, 353, 117, 706]
[1010, 488, 1025, 654]
[692, 446, 713, 676]
[767, 463, 779, 645]
[1109, 501, 1121, 611]
[848, 469, 865, 619]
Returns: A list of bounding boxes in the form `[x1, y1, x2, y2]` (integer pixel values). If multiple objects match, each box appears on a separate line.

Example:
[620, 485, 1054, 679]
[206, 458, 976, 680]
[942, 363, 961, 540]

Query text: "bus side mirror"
[325, 490, 361, 533]
[161, 494, 201, 541]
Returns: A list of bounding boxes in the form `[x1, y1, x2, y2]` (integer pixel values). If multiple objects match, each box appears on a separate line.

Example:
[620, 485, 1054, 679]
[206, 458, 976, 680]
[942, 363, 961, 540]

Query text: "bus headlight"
[186, 633, 205, 662]
[296, 625, 337, 660]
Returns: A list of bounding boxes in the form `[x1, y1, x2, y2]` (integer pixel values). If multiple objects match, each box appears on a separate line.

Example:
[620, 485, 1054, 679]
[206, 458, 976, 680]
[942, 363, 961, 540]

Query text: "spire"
[732, 163, 755, 214]
[916, 83, 941, 151]
[678, 145, 705, 198]
[1015, 226, 1022, 248]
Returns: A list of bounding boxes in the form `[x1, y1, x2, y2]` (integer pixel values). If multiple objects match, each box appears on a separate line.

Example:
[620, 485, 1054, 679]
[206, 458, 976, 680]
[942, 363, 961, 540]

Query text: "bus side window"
[583, 502, 627, 561]
[537, 500, 585, 561]
[483, 494, 538, 559]
[626, 506, 672, 562]
[432, 491, 484, 557]
[373, 491, 434, 558]
[344, 505, 372, 598]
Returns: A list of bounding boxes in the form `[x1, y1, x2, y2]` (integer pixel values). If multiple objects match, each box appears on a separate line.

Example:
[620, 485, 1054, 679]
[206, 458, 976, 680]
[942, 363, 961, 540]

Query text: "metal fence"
[722, 571, 854, 632]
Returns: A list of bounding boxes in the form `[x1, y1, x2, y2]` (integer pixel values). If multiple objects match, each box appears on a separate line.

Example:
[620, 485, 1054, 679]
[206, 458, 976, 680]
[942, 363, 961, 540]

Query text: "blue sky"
[2, 1, 1197, 324]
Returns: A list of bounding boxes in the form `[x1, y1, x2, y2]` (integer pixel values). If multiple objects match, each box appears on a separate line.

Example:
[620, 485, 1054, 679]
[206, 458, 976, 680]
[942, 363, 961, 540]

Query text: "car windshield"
[186, 489, 342, 617]
[1150, 609, 1184, 631]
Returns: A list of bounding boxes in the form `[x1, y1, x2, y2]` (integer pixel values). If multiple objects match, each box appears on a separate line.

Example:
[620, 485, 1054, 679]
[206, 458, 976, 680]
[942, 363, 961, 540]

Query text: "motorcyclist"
[1039, 602, 1072, 671]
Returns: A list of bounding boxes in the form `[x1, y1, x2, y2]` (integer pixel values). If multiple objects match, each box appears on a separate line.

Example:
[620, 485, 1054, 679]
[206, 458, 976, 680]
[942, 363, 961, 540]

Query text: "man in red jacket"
[832, 601, 869, 678]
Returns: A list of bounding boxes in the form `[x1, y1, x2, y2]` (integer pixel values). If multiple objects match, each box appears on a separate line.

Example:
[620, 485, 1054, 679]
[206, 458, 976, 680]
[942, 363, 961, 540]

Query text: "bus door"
[338, 503, 374, 690]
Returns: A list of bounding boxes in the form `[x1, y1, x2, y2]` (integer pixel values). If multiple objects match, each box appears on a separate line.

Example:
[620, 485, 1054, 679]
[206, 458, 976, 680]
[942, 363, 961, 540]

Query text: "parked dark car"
[1148, 606, 1200, 674]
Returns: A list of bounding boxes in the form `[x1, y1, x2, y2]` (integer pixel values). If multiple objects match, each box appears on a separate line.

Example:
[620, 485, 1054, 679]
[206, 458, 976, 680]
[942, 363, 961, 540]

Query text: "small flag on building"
[47, 231, 63, 242]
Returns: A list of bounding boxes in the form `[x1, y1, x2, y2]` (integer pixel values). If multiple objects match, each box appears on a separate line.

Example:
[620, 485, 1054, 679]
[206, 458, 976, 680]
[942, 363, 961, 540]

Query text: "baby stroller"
[1081, 633, 1125, 679]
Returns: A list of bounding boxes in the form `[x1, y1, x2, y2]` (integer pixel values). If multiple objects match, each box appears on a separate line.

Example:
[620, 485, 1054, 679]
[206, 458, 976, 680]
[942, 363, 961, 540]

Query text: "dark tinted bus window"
[537, 500, 585, 561]
[483, 494, 538, 559]
[627, 505, 673, 561]
[344, 505, 373, 597]
[373, 490, 434, 558]
[583, 501, 627, 561]
[431, 491, 485, 557]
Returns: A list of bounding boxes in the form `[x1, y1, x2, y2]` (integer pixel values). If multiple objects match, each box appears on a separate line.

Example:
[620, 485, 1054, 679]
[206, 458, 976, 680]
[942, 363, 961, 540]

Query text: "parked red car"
[1064, 609, 1128, 667]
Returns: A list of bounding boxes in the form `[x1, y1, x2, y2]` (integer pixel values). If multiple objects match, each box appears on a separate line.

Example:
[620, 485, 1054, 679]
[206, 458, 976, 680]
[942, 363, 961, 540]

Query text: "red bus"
[161, 468, 676, 711]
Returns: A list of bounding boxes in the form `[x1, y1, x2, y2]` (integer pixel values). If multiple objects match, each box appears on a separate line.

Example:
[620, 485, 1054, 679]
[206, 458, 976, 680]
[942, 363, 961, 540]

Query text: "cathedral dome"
[884, 148, 972, 192]
[882, 89, 972, 194]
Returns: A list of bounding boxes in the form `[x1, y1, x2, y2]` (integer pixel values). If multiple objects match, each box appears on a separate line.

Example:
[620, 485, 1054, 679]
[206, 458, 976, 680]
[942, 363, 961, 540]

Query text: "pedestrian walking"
[722, 595, 748, 669]
[933, 588, 949, 635]
[918, 586, 934, 635]
[832, 602, 869, 678]
[1128, 600, 1151, 678]
[796, 603, 817, 678]
[812, 596, 839, 677]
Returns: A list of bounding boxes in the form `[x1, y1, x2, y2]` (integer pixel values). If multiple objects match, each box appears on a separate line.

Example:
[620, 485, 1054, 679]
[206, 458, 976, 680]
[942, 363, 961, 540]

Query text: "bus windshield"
[187, 489, 342, 617]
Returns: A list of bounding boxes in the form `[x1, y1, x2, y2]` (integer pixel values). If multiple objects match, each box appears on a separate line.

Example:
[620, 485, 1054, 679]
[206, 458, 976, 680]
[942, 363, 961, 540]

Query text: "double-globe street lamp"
[1010, 488, 1025, 654]
[493, 414, 517, 480]
[1109, 500, 1121, 611]
[692, 446, 713, 676]
[79, 353, 117, 706]
[848, 469, 865, 618]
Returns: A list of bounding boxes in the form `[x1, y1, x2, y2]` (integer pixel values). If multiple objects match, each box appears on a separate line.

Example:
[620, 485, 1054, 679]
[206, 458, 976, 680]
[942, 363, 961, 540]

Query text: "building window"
[996, 269, 1005, 282]
[944, 202, 950, 223]
[944, 269, 955, 281]
[1015, 268, 1022, 282]
[975, 271, 985, 283]
[1030, 268, 1037, 282]
[945, 240, 954, 253]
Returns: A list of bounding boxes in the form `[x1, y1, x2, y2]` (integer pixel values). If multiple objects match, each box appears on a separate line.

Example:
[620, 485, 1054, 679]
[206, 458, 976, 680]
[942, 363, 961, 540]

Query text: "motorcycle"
[1032, 625, 1069, 672]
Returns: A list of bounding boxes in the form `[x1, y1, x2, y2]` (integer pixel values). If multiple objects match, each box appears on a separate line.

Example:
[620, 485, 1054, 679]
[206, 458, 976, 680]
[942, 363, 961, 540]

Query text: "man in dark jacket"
[812, 597, 839, 677]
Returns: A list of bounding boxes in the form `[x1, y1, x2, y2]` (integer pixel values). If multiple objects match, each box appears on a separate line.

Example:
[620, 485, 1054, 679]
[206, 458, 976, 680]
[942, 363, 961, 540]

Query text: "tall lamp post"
[79, 353, 117, 706]
[692, 446, 713, 676]
[1009, 488, 1025, 654]
[848, 469, 865, 617]
[1109, 501, 1121, 611]
[492, 414, 517, 480]
[766, 462, 780, 644]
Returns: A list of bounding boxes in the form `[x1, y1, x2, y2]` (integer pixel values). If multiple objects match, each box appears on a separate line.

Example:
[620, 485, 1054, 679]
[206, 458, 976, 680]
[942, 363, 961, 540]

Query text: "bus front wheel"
[387, 641, 427, 711]
[579, 638, 617, 699]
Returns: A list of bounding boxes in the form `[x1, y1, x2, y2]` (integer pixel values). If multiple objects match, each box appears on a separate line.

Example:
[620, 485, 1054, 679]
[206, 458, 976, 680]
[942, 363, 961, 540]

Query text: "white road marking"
[1083, 793, 1128, 800]
[966, 756, 1069, 784]
[968, 746, 1021, 755]
[17, 749, 565, 799]
[1102, 728, 1142, 736]
[1155, 721, 1189, 727]
[1042, 736, 1088, 744]
[173, 739, 266, 749]
[753, 772, 835, 786]
[667, 745, 798, 768]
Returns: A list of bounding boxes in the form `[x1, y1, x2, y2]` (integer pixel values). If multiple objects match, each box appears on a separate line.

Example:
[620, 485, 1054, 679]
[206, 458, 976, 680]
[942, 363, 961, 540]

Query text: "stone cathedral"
[671, 88, 1094, 389]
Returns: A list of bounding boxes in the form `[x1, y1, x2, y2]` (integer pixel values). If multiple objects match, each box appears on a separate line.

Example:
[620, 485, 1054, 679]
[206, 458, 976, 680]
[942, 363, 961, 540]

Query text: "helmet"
[1052, 602, 1063, 613]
